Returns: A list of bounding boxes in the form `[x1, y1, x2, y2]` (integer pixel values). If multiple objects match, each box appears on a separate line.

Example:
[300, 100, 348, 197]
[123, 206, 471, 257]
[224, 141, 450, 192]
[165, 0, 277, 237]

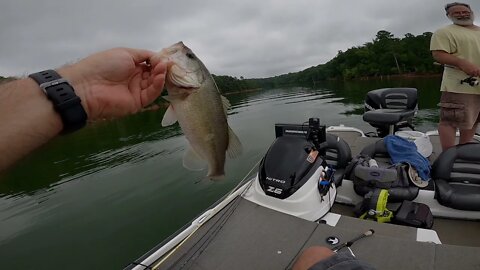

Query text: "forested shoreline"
[214, 30, 442, 93]
[2, 30, 441, 92]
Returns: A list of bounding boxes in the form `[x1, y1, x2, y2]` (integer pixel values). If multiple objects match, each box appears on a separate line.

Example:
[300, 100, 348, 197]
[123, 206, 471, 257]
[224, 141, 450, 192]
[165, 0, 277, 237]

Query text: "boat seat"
[363, 109, 415, 126]
[354, 139, 419, 202]
[432, 143, 480, 211]
[324, 133, 352, 187]
[363, 88, 418, 136]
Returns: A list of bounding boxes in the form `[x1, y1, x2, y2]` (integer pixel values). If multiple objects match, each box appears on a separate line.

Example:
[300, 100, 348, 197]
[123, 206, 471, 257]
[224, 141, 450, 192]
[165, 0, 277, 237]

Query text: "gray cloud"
[1, 0, 478, 78]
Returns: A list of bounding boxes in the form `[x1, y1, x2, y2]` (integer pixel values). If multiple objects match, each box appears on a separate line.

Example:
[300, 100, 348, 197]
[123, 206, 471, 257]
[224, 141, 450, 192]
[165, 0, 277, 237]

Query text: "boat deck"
[125, 130, 480, 270]
[140, 197, 480, 270]
[329, 130, 480, 246]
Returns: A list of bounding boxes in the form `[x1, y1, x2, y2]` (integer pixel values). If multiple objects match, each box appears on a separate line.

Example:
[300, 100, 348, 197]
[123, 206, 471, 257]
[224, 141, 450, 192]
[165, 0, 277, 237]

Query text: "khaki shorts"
[439, 91, 480, 129]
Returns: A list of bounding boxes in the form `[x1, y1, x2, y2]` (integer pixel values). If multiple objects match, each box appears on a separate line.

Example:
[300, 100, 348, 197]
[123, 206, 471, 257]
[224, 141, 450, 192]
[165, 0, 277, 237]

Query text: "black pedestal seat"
[433, 143, 480, 211]
[363, 109, 416, 127]
[363, 88, 418, 136]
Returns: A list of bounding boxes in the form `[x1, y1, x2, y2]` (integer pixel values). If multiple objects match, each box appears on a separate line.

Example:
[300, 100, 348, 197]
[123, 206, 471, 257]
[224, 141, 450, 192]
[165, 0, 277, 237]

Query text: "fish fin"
[170, 65, 201, 88]
[183, 145, 207, 171]
[161, 105, 178, 126]
[221, 95, 231, 115]
[227, 126, 243, 159]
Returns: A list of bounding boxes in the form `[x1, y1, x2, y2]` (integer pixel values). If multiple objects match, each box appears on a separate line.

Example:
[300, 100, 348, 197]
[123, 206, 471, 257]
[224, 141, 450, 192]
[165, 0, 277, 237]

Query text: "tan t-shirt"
[430, 24, 480, 94]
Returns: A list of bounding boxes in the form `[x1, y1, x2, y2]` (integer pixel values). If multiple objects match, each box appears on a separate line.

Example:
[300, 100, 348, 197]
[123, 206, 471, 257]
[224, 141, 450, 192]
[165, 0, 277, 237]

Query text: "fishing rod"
[331, 229, 375, 253]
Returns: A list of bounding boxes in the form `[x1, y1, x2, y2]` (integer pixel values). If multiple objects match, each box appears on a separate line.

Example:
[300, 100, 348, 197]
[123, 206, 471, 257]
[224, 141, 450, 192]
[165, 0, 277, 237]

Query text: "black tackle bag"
[393, 200, 433, 229]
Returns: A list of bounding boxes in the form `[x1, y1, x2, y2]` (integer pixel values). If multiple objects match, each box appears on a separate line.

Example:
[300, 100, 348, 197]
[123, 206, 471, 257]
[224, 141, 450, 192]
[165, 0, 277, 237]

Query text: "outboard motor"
[259, 118, 328, 199]
[363, 88, 418, 137]
[243, 118, 336, 221]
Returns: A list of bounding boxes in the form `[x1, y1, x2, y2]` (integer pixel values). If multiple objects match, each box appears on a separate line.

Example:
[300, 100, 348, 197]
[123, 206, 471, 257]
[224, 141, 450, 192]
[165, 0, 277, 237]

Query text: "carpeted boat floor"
[156, 197, 480, 270]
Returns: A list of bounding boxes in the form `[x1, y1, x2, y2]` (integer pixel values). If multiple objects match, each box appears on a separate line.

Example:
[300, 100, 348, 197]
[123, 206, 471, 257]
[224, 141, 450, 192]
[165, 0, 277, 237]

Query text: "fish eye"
[186, 52, 195, 59]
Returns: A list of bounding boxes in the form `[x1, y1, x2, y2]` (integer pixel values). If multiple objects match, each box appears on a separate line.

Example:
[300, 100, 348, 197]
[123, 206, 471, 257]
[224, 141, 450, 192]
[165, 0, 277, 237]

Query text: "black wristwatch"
[29, 69, 87, 133]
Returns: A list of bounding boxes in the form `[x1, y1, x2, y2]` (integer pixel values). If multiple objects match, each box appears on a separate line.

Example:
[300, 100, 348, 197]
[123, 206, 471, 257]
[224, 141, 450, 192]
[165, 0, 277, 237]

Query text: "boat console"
[363, 87, 418, 137]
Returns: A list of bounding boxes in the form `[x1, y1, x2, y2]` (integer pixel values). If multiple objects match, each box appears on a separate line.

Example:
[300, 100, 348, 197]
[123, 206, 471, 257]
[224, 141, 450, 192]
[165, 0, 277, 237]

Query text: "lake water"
[0, 77, 442, 269]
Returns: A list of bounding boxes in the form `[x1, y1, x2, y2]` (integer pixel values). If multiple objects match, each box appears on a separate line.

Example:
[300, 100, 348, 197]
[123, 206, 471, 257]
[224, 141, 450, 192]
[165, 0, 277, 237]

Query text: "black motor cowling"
[259, 119, 327, 199]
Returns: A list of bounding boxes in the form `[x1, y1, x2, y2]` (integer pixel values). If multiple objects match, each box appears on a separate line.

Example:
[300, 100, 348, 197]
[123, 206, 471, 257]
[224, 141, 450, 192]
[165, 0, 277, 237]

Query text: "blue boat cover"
[384, 135, 431, 180]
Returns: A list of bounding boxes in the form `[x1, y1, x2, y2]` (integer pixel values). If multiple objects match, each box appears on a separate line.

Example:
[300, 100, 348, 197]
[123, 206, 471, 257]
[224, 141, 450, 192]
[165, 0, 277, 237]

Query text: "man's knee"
[292, 246, 334, 270]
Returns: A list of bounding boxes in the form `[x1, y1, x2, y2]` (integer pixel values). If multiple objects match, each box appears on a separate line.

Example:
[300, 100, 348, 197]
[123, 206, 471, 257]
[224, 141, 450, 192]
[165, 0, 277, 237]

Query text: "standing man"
[430, 2, 480, 150]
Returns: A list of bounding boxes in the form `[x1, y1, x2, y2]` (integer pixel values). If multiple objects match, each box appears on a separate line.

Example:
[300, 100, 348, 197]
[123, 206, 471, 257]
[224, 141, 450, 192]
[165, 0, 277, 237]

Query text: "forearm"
[0, 47, 166, 172]
[0, 78, 63, 171]
[432, 50, 466, 67]
[432, 50, 480, 76]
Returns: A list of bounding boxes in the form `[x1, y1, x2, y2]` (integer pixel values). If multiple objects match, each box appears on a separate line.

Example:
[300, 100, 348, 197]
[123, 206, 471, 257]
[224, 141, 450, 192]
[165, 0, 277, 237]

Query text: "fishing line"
[174, 193, 246, 269]
[175, 160, 263, 268]
[327, 183, 335, 213]
[151, 183, 251, 269]
[166, 167, 259, 269]
[284, 221, 322, 270]
[150, 158, 262, 269]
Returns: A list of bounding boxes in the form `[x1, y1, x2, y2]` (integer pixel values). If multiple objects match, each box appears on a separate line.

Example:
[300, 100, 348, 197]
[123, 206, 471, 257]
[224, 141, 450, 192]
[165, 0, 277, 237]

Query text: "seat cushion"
[363, 109, 415, 126]
[354, 185, 419, 202]
[435, 180, 480, 211]
[433, 143, 480, 211]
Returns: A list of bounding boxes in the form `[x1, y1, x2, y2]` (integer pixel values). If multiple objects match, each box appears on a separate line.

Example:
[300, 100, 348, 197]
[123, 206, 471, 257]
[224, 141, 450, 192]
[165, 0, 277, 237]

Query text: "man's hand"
[59, 48, 168, 121]
[457, 60, 480, 77]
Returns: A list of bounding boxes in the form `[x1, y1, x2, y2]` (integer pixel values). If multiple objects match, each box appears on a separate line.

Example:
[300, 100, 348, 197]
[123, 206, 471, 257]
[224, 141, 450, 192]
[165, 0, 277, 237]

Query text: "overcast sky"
[1, 0, 479, 78]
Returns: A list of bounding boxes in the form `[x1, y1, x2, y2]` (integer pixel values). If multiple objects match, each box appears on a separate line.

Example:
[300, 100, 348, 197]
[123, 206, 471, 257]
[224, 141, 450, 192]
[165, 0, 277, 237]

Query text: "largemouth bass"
[155, 42, 242, 180]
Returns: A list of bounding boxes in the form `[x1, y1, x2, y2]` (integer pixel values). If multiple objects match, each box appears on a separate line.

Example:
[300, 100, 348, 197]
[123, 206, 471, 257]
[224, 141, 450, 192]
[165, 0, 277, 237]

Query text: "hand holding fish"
[58, 47, 168, 121]
[0, 47, 168, 171]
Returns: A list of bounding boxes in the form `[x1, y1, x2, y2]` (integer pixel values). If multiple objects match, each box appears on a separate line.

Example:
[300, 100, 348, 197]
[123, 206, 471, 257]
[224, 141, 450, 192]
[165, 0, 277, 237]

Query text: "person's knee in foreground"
[430, 2, 480, 151]
[292, 246, 376, 270]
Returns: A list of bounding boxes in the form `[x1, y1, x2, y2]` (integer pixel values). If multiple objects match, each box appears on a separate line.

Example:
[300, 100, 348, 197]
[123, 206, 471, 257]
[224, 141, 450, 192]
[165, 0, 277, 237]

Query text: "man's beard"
[448, 13, 475, 26]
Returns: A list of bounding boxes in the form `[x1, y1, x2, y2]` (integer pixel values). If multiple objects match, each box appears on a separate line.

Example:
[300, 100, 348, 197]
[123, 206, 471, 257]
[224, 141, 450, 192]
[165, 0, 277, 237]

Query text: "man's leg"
[459, 123, 478, 144]
[439, 122, 457, 151]
[293, 246, 334, 270]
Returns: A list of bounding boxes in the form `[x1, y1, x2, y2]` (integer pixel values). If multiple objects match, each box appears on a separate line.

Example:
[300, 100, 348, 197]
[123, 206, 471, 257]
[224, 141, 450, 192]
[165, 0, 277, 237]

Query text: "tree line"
[214, 30, 442, 93]
[1, 30, 441, 93]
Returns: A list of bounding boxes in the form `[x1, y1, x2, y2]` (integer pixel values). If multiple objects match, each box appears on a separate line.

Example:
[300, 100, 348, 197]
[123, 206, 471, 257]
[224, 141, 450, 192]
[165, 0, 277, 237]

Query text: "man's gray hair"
[445, 2, 471, 15]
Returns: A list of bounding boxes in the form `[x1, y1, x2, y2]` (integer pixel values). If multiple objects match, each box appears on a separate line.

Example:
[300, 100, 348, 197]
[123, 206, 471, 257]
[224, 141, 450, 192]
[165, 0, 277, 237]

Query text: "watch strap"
[29, 70, 87, 133]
